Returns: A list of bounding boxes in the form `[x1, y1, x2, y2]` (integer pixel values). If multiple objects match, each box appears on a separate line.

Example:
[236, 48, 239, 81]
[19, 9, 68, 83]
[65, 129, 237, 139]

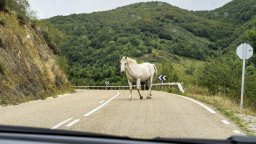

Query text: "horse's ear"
[120, 56, 122, 59]
[125, 57, 127, 59]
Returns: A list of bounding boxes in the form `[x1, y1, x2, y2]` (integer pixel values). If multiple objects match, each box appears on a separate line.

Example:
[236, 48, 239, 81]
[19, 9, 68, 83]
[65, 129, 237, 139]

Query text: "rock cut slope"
[0, 12, 69, 105]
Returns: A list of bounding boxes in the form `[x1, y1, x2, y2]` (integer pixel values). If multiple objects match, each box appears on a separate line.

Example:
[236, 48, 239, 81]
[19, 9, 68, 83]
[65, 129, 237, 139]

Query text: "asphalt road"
[0, 90, 244, 139]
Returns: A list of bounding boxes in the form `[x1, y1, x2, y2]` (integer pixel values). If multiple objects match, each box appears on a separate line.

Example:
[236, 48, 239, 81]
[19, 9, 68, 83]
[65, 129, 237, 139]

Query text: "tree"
[198, 54, 241, 95]
[2, 0, 34, 24]
[198, 52, 256, 108]
[56, 56, 69, 74]
[158, 61, 179, 82]
[248, 19, 256, 49]
[0, 0, 32, 24]
[35, 21, 66, 54]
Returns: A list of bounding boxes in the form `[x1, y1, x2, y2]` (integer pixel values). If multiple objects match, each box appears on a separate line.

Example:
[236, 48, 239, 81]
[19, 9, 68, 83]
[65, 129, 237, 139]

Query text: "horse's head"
[120, 56, 127, 74]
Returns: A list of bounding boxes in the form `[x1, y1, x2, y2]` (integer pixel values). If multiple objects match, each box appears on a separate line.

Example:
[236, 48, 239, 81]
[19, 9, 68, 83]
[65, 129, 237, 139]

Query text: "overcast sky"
[28, 0, 232, 19]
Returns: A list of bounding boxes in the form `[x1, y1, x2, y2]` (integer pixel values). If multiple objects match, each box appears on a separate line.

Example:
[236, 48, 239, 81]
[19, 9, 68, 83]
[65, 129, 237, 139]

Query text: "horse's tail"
[153, 64, 157, 79]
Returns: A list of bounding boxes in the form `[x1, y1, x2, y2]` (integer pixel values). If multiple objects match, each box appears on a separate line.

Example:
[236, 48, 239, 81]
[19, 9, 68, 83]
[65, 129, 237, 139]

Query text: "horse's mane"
[126, 57, 137, 64]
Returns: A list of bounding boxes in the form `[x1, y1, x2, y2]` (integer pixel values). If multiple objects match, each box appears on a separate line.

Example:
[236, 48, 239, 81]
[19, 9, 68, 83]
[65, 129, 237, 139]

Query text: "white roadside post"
[105, 81, 110, 89]
[177, 82, 185, 93]
[236, 43, 253, 108]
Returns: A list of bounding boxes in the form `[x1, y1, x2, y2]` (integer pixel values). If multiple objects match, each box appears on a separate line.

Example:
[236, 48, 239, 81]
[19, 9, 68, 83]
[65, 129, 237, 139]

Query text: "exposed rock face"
[0, 12, 68, 105]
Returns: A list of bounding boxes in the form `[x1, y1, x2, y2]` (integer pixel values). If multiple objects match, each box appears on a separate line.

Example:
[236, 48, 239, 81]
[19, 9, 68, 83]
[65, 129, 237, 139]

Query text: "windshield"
[0, 0, 256, 140]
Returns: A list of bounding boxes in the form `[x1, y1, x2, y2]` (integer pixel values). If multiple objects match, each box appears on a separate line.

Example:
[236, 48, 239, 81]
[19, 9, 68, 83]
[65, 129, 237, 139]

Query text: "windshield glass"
[0, 0, 256, 140]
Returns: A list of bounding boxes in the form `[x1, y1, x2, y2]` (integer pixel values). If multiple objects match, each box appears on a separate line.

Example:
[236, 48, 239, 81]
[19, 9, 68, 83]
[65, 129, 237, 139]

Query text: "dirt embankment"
[0, 12, 69, 105]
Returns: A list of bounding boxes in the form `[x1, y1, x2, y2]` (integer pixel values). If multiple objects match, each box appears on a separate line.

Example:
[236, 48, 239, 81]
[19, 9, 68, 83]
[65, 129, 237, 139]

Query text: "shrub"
[0, 62, 5, 75]
[198, 53, 256, 108]
[42, 31, 59, 54]
[17, 13, 29, 25]
[0, 19, 5, 26]
[159, 32, 172, 40]
[0, 39, 4, 48]
[2, 0, 32, 25]
[56, 56, 69, 73]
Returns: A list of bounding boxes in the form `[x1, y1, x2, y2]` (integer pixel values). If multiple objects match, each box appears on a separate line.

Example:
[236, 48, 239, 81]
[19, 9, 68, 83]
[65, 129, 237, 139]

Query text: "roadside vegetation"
[0, 0, 72, 105]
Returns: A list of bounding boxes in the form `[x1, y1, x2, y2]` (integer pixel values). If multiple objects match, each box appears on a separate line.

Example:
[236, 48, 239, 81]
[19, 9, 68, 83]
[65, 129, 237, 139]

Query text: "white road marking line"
[180, 96, 216, 114]
[221, 120, 230, 125]
[84, 91, 120, 117]
[51, 118, 72, 129]
[66, 119, 80, 127]
[99, 100, 105, 104]
[233, 130, 243, 135]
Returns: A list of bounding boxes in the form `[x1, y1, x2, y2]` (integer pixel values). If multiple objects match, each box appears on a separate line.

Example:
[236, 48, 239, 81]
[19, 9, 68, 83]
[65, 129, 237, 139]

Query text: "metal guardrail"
[73, 82, 185, 93]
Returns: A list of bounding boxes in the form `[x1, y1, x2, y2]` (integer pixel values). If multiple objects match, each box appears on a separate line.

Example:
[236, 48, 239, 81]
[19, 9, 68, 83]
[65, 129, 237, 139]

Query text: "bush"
[17, 13, 29, 25]
[0, 19, 5, 26]
[56, 56, 69, 73]
[159, 32, 172, 40]
[0, 62, 5, 75]
[42, 31, 59, 54]
[198, 53, 256, 108]
[2, 0, 33, 25]
[0, 39, 4, 48]
[158, 61, 179, 82]
[55, 75, 63, 88]
[198, 54, 241, 95]
[185, 65, 195, 75]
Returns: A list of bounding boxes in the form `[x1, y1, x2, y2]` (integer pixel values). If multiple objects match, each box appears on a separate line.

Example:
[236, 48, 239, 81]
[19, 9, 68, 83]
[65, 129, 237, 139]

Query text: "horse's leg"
[128, 80, 133, 100]
[147, 76, 154, 99]
[136, 78, 143, 99]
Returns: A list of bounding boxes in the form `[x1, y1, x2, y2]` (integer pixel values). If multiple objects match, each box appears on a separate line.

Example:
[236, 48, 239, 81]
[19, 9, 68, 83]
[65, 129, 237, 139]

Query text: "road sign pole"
[240, 56, 245, 108]
[240, 44, 247, 109]
[236, 43, 253, 109]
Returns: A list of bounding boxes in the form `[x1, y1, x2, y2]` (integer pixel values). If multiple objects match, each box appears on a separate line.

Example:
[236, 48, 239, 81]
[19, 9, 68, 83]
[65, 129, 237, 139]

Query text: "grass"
[172, 56, 204, 85]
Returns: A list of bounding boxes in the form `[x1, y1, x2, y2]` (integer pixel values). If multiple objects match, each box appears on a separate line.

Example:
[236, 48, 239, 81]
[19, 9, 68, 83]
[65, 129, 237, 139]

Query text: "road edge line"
[180, 96, 216, 114]
[160, 91, 216, 114]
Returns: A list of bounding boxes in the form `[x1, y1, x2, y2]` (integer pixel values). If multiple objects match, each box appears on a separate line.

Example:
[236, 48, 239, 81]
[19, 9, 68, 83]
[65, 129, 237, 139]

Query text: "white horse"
[120, 56, 157, 100]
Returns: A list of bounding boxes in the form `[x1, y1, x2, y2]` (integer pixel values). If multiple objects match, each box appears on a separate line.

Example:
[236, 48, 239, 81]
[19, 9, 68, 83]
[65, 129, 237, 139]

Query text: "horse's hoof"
[140, 97, 143, 99]
[146, 96, 152, 99]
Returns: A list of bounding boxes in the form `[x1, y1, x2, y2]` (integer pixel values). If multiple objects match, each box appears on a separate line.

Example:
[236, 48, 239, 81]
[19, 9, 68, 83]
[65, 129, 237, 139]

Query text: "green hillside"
[194, 0, 256, 51]
[45, 0, 256, 89]
[194, 0, 256, 25]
